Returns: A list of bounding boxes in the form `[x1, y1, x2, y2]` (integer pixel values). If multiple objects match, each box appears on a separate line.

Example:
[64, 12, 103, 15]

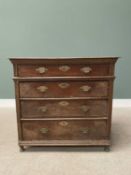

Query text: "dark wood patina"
[10, 57, 118, 151]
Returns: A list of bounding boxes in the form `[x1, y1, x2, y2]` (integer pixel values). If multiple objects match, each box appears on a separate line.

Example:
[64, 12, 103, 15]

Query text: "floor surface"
[0, 107, 131, 175]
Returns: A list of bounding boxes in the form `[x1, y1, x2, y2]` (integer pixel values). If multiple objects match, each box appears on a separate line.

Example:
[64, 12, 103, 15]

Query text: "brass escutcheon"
[59, 101, 69, 107]
[58, 82, 70, 89]
[80, 67, 92, 74]
[59, 121, 68, 126]
[59, 65, 70, 72]
[37, 86, 48, 92]
[80, 85, 91, 92]
[36, 67, 48, 74]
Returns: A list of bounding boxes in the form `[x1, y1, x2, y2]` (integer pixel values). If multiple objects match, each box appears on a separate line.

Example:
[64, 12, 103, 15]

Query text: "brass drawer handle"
[59, 121, 68, 126]
[80, 85, 91, 92]
[59, 65, 70, 72]
[80, 67, 92, 74]
[80, 105, 90, 112]
[37, 86, 48, 92]
[58, 82, 70, 89]
[40, 128, 48, 134]
[59, 101, 69, 107]
[38, 106, 47, 112]
[80, 128, 88, 134]
[36, 67, 48, 74]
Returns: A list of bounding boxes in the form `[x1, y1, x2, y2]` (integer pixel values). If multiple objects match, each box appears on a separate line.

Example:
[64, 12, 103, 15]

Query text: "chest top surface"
[10, 57, 119, 64]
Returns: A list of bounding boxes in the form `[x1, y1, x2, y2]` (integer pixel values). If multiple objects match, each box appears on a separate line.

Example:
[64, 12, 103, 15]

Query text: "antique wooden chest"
[10, 57, 118, 151]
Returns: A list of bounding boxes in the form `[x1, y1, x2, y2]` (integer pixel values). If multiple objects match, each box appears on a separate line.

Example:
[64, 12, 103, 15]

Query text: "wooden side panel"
[13, 64, 23, 140]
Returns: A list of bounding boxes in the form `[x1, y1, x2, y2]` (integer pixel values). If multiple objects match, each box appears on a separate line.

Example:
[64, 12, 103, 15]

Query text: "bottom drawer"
[22, 120, 108, 140]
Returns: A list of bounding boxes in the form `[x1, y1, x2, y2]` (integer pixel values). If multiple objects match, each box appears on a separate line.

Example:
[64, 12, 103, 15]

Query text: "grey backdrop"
[0, 0, 130, 99]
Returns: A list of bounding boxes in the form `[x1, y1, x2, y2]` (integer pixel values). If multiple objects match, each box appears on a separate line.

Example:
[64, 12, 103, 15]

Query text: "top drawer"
[17, 64, 110, 77]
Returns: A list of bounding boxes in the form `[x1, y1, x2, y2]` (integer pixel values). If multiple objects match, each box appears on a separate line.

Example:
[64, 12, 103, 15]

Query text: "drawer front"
[18, 64, 110, 77]
[20, 81, 108, 98]
[22, 120, 108, 140]
[21, 100, 108, 118]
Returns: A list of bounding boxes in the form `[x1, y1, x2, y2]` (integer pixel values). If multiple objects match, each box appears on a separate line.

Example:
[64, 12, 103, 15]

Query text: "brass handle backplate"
[38, 106, 47, 112]
[58, 82, 70, 89]
[59, 121, 68, 126]
[40, 128, 48, 134]
[80, 128, 89, 134]
[80, 85, 91, 92]
[80, 67, 92, 74]
[80, 105, 90, 112]
[59, 65, 70, 72]
[59, 101, 69, 107]
[36, 67, 48, 74]
[37, 86, 48, 92]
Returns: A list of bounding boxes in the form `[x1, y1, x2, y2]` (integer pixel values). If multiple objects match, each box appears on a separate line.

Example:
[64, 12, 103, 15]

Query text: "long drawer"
[22, 120, 108, 140]
[19, 81, 108, 98]
[18, 64, 110, 77]
[21, 100, 108, 118]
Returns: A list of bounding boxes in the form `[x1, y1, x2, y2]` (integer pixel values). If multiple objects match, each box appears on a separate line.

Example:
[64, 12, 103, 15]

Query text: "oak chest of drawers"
[10, 57, 118, 151]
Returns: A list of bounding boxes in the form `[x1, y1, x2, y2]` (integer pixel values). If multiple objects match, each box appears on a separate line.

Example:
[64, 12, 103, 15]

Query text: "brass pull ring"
[38, 106, 47, 112]
[40, 128, 48, 134]
[80, 128, 89, 134]
[59, 65, 70, 72]
[80, 105, 90, 112]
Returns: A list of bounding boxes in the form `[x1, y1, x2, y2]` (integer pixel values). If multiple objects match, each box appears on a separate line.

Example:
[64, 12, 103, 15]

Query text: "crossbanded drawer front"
[22, 120, 108, 140]
[21, 100, 108, 118]
[17, 64, 110, 77]
[19, 81, 108, 98]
